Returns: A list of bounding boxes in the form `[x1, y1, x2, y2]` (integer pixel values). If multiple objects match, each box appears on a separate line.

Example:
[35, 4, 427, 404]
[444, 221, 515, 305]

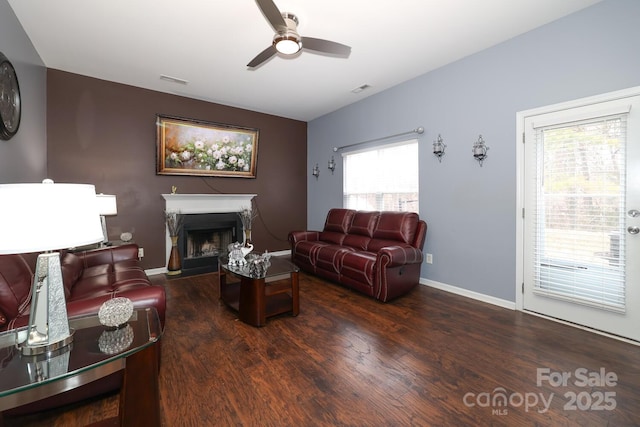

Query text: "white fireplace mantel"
[161, 194, 256, 269]
[162, 193, 256, 214]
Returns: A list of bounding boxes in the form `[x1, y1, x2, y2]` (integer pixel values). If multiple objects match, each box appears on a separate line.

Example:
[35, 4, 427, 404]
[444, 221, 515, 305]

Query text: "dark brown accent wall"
[47, 69, 307, 270]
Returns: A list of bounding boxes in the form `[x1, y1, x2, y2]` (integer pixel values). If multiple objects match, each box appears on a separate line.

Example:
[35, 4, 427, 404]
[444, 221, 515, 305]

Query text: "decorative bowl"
[98, 297, 134, 328]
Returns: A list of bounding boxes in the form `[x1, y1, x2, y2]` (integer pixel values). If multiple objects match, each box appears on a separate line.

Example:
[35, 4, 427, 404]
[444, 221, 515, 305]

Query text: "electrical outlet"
[426, 253, 433, 264]
[138, 247, 144, 259]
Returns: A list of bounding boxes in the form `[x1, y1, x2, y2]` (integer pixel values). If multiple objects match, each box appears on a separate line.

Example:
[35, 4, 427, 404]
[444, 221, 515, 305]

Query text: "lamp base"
[101, 215, 109, 244]
[18, 252, 74, 356]
[18, 329, 75, 356]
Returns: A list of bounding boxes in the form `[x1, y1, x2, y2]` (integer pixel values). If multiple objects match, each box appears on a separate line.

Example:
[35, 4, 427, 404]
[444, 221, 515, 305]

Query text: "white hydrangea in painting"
[160, 117, 258, 176]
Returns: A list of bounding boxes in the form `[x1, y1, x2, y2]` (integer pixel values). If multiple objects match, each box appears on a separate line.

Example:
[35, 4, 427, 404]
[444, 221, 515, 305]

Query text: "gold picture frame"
[156, 115, 259, 178]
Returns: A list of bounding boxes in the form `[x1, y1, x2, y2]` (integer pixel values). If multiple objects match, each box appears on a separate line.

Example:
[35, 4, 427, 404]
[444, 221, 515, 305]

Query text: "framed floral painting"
[156, 115, 259, 178]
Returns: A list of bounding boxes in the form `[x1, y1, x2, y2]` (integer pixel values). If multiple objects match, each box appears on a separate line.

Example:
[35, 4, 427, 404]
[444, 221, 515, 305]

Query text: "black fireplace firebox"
[177, 212, 243, 276]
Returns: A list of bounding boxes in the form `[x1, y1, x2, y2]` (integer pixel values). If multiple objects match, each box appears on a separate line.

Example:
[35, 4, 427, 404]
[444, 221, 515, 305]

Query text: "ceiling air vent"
[160, 75, 189, 85]
[351, 84, 371, 94]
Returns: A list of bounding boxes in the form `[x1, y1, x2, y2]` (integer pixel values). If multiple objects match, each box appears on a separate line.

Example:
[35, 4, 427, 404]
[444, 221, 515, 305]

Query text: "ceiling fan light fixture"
[273, 33, 301, 55]
[248, 2, 350, 68]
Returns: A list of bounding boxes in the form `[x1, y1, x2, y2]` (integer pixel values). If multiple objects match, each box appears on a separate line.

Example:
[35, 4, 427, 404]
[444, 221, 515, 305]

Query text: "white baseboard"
[269, 249, 291, 257]
[146, 267, 167, 276]
[420, 278, 516, 310]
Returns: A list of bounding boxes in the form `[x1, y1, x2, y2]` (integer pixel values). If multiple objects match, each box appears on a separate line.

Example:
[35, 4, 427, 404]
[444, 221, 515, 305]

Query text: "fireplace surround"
[162, 194, 256, 275]
[178, 212, 242, 276]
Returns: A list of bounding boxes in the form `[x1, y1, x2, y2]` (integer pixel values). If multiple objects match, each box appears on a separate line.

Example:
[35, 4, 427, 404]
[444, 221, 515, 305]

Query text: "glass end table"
[0, 307, 162, 426]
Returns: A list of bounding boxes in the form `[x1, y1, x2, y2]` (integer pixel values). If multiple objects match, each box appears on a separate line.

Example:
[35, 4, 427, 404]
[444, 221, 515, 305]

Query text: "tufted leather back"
[343, 211, 379, 250]
[348, 211, 380, 237]
[373, 212, 420, 245]
[61, 252, 84, 298]
[323, 208, 356, 234]
[0, 254, 34, 329]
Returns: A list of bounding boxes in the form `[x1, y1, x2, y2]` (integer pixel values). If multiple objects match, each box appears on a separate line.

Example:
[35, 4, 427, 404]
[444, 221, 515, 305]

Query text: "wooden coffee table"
[219, 256, 299, 327]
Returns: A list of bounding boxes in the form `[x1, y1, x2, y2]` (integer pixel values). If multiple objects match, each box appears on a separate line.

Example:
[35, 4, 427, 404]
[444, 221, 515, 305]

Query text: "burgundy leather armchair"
[289, 209, 427, 302]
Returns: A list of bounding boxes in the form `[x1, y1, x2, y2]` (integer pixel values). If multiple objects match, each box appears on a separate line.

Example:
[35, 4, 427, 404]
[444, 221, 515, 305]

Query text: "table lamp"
[96, 194, 118, 245]
[0, 180, 103, 355]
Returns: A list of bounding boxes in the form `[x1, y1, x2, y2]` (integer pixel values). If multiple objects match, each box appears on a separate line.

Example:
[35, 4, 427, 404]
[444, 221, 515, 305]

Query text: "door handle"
[629, 209, 640, 218]
[628, 226, 640, 235]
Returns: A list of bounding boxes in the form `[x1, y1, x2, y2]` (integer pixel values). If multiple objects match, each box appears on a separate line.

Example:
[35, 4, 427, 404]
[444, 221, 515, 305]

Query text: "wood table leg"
[291, 270, 299, 316]
[219, 269, 227, 300]
[118, 341, 161, 427]
[239, 277, 266, 327]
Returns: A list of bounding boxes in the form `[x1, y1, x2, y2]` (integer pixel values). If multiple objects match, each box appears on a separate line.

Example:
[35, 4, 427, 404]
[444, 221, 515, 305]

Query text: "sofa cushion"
[315, 245, 354, 274]
[323, 208, 355, 233]
[319, 231, 347, 246]
[367, 239, 414, 253]
[0, 255, 33, 325]
[70, 268, 149, 301]
[340, 251, 376, 287]
[348, 211, 379, 237]
[342, 234, 371, 251]
[373, 212, 419, 244]
[291, 240, 328, 272]
[113, 260, 144, 271]
[81, 264, 112, 279]
[61, 252, 84, 298]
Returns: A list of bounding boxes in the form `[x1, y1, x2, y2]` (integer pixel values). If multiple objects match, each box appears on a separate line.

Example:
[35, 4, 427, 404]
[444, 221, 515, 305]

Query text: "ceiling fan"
[247, 0, 351, 68]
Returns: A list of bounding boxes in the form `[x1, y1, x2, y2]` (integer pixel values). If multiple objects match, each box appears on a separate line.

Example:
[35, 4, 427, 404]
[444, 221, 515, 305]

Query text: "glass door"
[523, 94, 640, 342]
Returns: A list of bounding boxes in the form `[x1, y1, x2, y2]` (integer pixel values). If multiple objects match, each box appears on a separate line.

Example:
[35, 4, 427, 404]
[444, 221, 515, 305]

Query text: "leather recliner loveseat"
[289, 208, 427, 302]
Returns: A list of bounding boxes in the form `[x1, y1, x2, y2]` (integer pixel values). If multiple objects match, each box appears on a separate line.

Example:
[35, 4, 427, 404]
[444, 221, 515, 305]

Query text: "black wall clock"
[0, 52, 21, 141]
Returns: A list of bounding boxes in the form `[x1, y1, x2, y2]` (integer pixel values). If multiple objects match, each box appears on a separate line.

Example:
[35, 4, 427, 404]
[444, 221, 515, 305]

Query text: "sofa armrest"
[377, 246, 423, 267]
[288, 231, 320, 244]
[75, 244, 140, 268]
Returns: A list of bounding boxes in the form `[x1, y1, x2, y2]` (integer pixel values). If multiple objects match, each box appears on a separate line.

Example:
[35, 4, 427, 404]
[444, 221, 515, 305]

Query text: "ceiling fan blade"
[301, 37, 351, 57]
[247, 45, 278, 68]
[255, 0, 287, 33]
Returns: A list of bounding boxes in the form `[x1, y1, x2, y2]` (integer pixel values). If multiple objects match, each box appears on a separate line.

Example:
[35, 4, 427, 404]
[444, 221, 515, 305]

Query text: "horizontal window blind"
[532, 114, 627, 312]
[343, 140, 418, 212]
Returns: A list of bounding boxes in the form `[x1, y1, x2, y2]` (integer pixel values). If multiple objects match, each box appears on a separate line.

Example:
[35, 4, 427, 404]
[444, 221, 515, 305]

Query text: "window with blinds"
[342, 140, 418, 212]
[532, 114, 627, 312]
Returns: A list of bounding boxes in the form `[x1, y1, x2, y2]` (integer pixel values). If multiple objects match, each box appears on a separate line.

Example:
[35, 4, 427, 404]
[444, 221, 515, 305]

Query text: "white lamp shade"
[0, 182, 104, 254]
[96, 194, 118, 215]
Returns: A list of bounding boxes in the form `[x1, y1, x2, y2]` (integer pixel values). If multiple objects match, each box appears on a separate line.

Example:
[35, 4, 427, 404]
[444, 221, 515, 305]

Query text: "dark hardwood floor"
[7, 270, 640, 426]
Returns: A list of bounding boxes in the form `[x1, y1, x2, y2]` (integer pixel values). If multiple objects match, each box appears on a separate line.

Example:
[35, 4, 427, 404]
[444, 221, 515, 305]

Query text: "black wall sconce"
[433, 134, 446, 163]
[328, 156, 336, 174]
[472, 135, 489, 166]
[312, 163, 320, 179]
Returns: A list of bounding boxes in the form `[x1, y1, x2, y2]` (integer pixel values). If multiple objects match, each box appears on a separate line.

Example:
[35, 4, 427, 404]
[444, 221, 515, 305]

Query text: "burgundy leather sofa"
[0, 243, 166, 414]
[0, 243, 165, 332]
[289, 208, 427, 302]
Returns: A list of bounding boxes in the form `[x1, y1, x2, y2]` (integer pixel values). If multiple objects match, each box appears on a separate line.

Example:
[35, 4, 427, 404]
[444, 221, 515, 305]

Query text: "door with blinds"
[523, 92, 640, 342]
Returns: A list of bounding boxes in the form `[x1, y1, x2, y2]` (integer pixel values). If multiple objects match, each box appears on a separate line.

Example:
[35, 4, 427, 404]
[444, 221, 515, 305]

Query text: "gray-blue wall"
[307, 0, 640, 302]
[0, 0, 46, 183]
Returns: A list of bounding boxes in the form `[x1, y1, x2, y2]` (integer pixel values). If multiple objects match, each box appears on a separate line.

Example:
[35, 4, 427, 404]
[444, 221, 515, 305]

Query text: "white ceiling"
[9, 0, 601, 122]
